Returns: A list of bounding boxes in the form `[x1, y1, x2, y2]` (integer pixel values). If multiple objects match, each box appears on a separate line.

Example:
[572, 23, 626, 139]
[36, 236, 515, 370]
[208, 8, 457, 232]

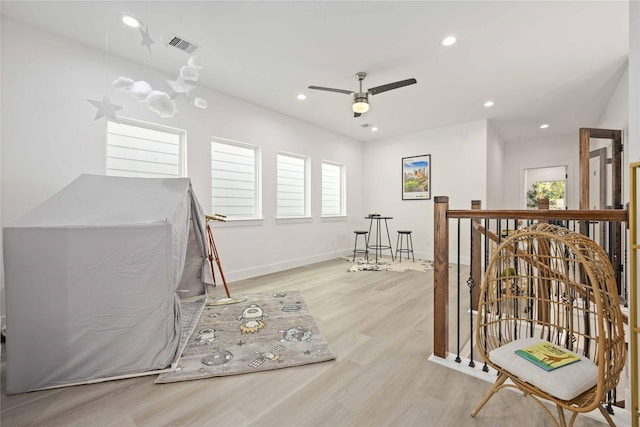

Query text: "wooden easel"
[205, 214, 230, 298]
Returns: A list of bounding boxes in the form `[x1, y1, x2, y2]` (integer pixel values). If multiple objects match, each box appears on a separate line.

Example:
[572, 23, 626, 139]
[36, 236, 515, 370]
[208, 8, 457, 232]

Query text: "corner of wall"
[1, 25, 5, 336]
[630, 0, 640, 162]
[485, 119, 506, 208]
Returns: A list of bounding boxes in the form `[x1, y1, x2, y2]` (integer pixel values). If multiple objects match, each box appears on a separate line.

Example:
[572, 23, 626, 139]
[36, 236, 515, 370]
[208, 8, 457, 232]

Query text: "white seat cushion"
[489, 337, 599, 401]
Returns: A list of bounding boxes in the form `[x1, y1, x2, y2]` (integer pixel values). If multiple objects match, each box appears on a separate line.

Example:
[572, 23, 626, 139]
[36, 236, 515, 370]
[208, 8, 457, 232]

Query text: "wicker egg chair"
[470, 223, 626, 427]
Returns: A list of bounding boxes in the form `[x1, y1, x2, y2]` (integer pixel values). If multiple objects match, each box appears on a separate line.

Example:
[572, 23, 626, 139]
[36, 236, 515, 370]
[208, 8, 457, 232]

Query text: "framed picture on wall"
[402, 154, 431, 200]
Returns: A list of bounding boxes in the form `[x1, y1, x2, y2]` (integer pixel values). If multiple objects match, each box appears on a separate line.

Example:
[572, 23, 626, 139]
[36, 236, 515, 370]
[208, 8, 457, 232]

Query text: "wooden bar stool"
[395, 230, 415, 262]
[353, 231, 369, 262]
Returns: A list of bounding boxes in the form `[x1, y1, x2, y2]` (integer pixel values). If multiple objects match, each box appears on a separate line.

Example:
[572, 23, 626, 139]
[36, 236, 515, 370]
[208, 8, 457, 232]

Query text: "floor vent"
[167, 34, 199, 54]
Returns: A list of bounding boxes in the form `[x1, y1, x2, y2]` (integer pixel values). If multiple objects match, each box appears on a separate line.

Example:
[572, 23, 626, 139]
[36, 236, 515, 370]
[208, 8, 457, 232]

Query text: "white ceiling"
[1, 1, 629, 143]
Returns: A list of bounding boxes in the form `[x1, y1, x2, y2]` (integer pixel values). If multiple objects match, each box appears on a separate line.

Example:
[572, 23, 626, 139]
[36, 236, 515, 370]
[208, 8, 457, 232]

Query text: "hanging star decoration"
[86, 96, 123, 123]
[139, 25, 154, 53]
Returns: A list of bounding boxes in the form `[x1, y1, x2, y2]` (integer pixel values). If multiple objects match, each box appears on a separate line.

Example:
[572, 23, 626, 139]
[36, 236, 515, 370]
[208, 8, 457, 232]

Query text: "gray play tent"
[3, 174, 210, 393]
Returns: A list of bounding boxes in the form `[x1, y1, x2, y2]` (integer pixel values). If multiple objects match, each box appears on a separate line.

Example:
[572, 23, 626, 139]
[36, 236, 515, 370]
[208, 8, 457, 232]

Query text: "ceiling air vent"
[167, 34, 199, 54]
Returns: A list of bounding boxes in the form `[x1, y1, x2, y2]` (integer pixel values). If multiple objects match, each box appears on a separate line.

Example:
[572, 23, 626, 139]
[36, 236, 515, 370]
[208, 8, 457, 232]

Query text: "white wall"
[502, 66, 627, 213]
[363, 120, 488, 262]
[597, 67, 629, 205]
[0, 18, 366, 293]
[630, 1, 639, 163]
[502, 60, 628, 212]
[629, 2, 639, 417]
[0, 15, 3, 336]
[599, 68, 629, 132]
[486, 122, 505, 209]
[503, 133, 579, 210]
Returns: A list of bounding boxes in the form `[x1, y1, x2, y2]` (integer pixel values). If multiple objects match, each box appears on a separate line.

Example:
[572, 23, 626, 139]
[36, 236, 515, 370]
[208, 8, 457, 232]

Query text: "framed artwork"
[402, 154, 431, 200]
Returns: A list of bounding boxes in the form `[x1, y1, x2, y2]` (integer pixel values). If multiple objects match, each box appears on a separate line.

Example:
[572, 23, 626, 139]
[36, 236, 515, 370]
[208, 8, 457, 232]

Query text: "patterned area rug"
[343, 256, 434, 272]
[156, 290, 335, 383]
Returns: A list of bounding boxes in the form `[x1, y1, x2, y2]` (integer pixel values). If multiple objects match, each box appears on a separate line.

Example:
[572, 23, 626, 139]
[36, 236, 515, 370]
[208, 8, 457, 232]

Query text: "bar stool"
[395, 230, 415, 262]
[353, 231, 369, 261]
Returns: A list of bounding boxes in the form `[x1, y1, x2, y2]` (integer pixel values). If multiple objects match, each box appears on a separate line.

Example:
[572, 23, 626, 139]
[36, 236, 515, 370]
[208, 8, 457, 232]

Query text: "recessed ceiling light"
[371, 126, 379, 132]
[540, 124, 550, 129]
[297, 94, 307, 100]
[442, 36, 457, 47]
[121, 15, 141, 28]
[484, 100, 494, 107]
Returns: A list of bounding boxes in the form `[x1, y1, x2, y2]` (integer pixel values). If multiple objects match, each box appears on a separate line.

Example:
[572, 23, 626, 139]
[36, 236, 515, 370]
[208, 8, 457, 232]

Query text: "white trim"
[221, 250, 352, 283]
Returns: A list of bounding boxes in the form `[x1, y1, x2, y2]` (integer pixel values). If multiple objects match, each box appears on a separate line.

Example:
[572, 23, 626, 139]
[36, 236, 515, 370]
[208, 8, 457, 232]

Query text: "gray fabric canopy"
[3, 174, 209, 393]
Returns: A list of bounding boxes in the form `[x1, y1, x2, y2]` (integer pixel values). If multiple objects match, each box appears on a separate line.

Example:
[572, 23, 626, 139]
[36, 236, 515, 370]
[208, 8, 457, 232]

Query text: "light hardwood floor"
[1, 258, 609, 426]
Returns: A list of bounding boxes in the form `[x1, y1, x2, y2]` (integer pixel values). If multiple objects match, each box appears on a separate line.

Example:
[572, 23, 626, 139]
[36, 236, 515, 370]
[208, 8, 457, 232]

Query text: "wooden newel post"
[537, 198, 550, 218]
[471, 200, 481, 311]
[434, 196, 449, 358]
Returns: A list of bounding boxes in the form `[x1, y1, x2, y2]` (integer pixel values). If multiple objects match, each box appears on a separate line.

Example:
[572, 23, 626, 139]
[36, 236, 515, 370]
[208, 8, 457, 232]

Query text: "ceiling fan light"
[353, 94, 369, 113]
[353, 102, 369, 114]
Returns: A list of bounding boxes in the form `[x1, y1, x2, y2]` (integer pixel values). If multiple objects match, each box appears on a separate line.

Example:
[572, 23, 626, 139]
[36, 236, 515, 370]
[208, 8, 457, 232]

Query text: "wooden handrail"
[447, 209, 627, 222]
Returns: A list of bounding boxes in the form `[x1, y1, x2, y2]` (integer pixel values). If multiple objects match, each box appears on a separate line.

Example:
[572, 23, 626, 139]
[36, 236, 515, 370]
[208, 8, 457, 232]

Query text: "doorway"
[523, 165, 568, 209]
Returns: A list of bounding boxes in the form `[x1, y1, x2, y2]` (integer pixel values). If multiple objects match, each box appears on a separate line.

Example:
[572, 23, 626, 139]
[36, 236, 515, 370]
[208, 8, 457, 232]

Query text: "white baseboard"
[222, 249, 352, 283]
[220, 249, 468, 284]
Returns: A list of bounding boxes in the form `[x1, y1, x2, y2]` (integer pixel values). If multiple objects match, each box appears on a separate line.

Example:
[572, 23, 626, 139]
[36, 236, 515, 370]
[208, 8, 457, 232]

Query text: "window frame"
[210, 137, 262, 221]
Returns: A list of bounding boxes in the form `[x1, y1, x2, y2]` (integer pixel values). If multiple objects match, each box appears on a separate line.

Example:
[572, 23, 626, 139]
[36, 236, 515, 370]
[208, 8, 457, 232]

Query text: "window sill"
[321, 215, 348, 222]
[211, 218, 264, 227]
[276, 216, 313, 224]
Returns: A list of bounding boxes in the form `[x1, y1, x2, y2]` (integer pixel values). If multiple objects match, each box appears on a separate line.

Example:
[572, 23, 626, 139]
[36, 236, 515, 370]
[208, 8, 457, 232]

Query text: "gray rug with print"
[156, 290, 335, 383]
[343, 256, 434, 272]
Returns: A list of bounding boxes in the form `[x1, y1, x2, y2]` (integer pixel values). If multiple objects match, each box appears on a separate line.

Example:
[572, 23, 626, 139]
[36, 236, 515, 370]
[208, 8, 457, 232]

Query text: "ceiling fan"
[308, 72, 417, 117]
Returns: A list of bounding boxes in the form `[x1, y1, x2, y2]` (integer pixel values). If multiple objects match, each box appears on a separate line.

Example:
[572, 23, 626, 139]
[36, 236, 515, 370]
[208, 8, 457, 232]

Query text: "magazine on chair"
[515, 341, 581, 371]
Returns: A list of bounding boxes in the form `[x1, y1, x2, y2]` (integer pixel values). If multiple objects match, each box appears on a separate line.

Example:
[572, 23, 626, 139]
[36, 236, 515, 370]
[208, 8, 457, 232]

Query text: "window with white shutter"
[106, 120, 185, 178]
[211, 138, 261, 219]
[277, 153, 309, 218]
[322, 161, 345, 216]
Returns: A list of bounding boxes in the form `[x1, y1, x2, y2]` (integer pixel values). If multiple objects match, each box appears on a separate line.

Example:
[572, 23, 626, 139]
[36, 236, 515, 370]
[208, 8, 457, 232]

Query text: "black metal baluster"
[456, 218, 461, 363]
[468, 217, 475, 368]
[606, 308, 615, 415]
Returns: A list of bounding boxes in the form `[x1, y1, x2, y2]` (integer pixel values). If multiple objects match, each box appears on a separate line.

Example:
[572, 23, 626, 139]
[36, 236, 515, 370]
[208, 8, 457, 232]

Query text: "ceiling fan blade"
[354, 112, 362, 118]
[368, 78, 417, 95]
[308, 86, 353, 95]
